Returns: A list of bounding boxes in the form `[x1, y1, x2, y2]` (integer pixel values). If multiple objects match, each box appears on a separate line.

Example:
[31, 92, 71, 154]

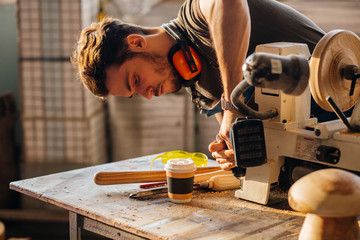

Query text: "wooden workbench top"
[10, 155, 304, 240]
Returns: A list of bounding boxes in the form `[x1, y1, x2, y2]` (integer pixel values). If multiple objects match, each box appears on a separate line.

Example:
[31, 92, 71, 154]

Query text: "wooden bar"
[93, 167, 223, 185]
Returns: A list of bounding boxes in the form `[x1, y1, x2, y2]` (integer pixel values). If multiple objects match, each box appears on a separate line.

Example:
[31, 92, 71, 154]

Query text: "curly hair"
[71, 17, 145, 98]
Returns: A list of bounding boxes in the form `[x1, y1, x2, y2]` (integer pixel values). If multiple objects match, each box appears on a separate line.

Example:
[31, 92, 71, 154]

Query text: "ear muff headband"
[162, 22, 202, 86]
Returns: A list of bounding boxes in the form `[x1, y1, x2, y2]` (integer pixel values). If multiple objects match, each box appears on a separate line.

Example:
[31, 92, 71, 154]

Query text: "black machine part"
[326, 96, 360, 132]
[278, 158, 360, 190]
[343, 65, 360, 96]
[231, 52, 309, 119]
[230, 118, 267, 170]
[278, 158, 325, 190]
[315, 145, 340, 164]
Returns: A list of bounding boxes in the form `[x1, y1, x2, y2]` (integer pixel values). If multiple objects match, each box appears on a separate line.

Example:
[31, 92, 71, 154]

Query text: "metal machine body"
[231, 32, 360, 205]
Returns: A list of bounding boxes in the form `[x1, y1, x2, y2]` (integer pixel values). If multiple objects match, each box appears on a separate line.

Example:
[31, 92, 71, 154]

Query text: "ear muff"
[168, 44, 202, 87]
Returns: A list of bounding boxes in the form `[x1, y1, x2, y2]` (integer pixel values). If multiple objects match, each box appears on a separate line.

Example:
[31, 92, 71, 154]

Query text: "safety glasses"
[150, 150, 208, 169]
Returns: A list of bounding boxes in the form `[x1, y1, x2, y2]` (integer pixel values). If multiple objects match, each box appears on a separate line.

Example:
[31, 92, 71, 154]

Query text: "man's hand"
[209, 109, 242, 170]
[208, 139, 235, 170]
[217, 109, 238, 148]
[209, 108, 244, 170]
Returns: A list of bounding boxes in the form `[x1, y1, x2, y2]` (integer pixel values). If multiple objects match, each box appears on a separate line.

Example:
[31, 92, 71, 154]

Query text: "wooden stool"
[0, 221, 5, 240]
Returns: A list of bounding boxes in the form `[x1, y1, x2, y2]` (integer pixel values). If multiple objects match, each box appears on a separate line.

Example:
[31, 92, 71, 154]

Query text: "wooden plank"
[81, 214, 146, 240]
[69, 211, 81, 240]
[93, 167, 224, 185]
[10, 155, 306, 239]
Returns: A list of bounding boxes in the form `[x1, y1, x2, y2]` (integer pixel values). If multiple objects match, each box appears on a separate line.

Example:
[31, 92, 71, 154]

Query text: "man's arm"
[200, 0, 251, 169]
[200, 0, 250, 101]
[200, 0, 250, 142]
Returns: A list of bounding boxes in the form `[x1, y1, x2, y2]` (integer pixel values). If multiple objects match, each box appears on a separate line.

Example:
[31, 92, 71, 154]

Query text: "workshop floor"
[2, 210, 110, 240]
[4, 222, 108, 240]
[4, 220, 70, 240]
[1, 207, 109, 240]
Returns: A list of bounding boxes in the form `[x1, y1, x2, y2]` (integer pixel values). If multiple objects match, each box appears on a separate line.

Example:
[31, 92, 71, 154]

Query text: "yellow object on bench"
[150, 150, 208, 169]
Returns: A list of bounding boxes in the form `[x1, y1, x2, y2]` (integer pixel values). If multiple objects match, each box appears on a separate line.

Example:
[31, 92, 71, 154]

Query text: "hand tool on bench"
[129, 187, 168, 199]
[94, 166, 225, 185]
[194, 174, 241, 191]
[129, 174, 240, 200]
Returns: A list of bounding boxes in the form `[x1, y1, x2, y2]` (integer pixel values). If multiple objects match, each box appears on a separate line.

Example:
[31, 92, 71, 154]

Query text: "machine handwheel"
[309, 30, 360, 112]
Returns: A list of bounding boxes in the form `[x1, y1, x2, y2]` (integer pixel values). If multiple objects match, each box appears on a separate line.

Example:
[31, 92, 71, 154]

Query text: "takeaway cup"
[164, 158, 196, 203]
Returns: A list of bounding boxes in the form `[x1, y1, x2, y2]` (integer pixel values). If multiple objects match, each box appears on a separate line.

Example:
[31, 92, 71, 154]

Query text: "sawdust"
[267, 158, 277, 164]
[340, 129, 360, 136]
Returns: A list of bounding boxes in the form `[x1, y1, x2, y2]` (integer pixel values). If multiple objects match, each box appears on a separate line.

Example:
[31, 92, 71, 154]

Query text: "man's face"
[105, 54, 181, 99]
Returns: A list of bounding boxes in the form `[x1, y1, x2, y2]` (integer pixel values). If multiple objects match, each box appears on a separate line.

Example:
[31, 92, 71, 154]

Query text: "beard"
[136, 52, 182, 94]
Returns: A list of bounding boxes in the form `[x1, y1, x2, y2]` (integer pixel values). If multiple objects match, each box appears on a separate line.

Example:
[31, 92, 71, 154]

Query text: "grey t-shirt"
[175, 0, 325, 106]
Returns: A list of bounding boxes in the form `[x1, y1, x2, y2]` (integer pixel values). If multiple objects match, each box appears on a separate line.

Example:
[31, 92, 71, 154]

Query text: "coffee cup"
[164, 158, 196, 203]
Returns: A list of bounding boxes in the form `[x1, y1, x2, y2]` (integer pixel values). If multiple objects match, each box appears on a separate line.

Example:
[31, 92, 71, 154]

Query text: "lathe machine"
[230, 30, 360, 205]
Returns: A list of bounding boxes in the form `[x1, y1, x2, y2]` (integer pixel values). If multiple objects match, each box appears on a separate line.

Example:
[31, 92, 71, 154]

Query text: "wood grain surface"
[10, 154, 306, 240]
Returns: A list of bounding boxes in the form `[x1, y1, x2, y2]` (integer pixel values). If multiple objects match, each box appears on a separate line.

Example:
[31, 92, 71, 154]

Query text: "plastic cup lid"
[164, 158, 196, 172]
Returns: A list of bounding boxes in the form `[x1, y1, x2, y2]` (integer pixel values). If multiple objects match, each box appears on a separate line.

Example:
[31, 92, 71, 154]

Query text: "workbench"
[10, 154, 305, 240]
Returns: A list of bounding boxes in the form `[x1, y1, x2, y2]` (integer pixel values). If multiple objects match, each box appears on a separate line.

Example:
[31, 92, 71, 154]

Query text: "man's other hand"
[208, 140, 235, 170]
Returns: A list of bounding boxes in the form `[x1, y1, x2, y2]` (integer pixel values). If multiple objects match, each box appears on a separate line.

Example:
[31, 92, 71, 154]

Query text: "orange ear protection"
[162, 21, 202, 87]
[168, 44, 202, 86]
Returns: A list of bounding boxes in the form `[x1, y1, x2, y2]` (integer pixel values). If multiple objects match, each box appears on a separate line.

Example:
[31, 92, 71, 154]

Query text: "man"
[72, 0, 326, 170]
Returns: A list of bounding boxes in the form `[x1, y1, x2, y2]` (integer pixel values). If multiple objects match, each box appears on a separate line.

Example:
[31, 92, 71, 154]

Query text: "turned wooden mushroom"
[288, 168, 360, 240]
